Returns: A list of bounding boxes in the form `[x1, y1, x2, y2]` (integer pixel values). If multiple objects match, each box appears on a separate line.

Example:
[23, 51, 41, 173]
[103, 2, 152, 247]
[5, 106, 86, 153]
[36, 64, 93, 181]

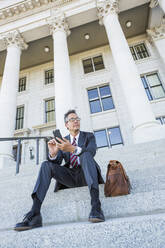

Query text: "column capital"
[149, 0, 159, 8]
[147, 17, 165, 42]
[1, 30, 28, 50]
[47, 9, 71, 36]
[96, 0, 119, 25]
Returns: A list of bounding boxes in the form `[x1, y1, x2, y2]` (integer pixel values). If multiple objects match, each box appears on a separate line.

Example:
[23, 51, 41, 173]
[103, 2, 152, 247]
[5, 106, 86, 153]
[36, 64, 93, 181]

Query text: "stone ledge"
[14, 128, 31, 136]
[1, 177, 165, 229]
[0, 213, 165, 248]
[32, 121, 56, 130]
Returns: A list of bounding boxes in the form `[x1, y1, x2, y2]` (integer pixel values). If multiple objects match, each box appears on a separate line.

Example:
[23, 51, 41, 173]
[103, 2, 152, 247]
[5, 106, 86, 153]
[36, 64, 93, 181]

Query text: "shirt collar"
[70, 132, 80, 144]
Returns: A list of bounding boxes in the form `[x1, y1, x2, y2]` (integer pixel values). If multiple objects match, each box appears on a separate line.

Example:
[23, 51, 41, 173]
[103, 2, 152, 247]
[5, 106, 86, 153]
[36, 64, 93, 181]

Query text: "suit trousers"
[32, 161, 88, 203]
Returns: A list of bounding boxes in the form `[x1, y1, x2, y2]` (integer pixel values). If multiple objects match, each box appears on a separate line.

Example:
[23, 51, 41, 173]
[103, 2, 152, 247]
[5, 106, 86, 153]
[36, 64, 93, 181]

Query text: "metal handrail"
[0, 136, 52, 174]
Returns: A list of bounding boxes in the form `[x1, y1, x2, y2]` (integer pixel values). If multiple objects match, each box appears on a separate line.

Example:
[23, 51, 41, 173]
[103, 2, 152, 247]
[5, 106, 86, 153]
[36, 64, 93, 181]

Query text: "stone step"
[0, 213, 164, 248]
[1, 159, 165, 196]
[0, 163, 38, 179]
[1, 178, 165, 230]
[1, 163, 165, 230]
[1, 165, 165, 195]
[1, 137, 165, 180]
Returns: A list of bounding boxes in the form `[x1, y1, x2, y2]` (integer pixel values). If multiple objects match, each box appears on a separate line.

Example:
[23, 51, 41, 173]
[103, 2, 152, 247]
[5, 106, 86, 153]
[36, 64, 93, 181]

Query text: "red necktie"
[70, 137, 78, 168]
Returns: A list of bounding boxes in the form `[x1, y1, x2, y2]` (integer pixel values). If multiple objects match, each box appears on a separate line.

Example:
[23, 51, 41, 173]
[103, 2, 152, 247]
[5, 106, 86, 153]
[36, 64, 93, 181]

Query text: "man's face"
[65, 113, 80, 132]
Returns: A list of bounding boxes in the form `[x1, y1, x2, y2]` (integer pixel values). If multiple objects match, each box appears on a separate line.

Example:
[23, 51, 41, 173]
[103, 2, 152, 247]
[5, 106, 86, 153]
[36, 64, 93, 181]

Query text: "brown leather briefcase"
[104, 160, 131, 197]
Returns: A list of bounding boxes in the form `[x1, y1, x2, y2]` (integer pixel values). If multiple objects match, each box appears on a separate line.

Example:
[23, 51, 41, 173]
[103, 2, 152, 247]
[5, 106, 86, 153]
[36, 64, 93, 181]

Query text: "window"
[45, 99, 55, 123]
[130, 43, 149, 60]
[15, 106, 24, 130]
[45, 69, 54, 85]
[94, 127, 123, 148]
[94, 129, 108, 148]
[141, 73, 165, 100]
[18, 77, 26, 92]
[82, 55, 104, 74]
[156, 116, 165, 125]
[87, 85, 115, 114]
[108, 127, 123, 146]
[12, 145, 22, 162]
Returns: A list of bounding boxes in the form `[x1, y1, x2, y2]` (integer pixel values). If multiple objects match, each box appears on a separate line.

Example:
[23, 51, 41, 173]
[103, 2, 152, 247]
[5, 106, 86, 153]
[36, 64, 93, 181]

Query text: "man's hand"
[48, 139, 59, 157]
[56, 137, 76, 153]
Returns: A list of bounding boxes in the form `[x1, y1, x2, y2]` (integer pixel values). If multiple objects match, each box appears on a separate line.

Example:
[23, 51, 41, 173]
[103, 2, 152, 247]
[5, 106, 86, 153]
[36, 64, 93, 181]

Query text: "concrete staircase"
[0, 160, 165, 248]
[1, 138, 165, 248]
[0, 213, 165, 248]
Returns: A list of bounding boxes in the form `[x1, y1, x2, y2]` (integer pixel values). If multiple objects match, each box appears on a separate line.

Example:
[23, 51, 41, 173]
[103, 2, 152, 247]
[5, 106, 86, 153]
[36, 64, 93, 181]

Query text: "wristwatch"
[74, 147, 78, 154]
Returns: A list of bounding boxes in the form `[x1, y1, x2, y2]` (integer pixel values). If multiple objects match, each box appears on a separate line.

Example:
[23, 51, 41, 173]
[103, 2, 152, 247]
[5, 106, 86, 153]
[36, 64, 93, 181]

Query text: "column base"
[0, 155, 16, 170]
[133, 124, 165, 144]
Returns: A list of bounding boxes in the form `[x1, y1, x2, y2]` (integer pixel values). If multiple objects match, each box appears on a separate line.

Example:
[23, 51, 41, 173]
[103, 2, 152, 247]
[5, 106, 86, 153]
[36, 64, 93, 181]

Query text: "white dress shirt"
[49, 132, 82, 164]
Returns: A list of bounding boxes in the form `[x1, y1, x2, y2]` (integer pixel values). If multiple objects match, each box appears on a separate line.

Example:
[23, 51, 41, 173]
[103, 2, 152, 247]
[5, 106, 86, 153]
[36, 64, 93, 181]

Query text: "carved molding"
[147, 17, 165, 42]
[32, 121, 56, 131]
[0, 0, 73, 20]
[149, 0, 159, 8]
[1, 30, 28, 50]
[96, 0, 119, 25]
[14, 128, 31, 136]
[47, 9, 71, 36]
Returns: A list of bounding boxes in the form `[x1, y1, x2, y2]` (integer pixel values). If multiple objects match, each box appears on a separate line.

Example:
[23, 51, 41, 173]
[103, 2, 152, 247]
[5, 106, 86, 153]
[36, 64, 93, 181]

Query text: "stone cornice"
[96, 0, 119, 25]
[0, 0, 73, 21]
[32, 121, 56, 130]
[14, 128, 31, 136]
[147, 17, 165, 42]
[1, 30, 28, 50]
[47, 9, 71, 36]
[149, 0, 159, 8]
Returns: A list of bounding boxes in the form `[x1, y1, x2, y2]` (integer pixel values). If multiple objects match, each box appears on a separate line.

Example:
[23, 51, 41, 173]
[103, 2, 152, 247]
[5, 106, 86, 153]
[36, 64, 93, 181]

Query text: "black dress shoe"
[14, 211, 42, 231]
[88, 208, 105, 223]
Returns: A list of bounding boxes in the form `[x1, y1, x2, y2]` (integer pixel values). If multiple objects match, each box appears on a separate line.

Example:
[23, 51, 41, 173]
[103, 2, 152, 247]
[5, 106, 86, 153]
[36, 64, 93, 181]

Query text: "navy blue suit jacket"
[48, 131, 104, 192]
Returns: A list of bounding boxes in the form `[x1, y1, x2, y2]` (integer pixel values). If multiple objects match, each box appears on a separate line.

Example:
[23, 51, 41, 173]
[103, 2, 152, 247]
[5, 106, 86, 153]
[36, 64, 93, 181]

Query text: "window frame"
[45, 98, 55, 123]
[87, 84, 115, 114]
[12, 144, 22, 162]
[94, 126, 123, 149]
[107, 126, 124, 147]
[82, 54, 105, 74]
[44, 69, 54, 85]
[141, 72, 165, 101]
[15, 105, 24, 130]
[94, 129, 109, 148]
[18, 77, 26, 92]
[129, 42, 150, 61]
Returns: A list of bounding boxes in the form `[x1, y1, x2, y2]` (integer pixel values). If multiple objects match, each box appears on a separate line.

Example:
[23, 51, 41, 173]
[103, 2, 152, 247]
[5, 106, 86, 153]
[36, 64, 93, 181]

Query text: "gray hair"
[64, 109, 77, 123]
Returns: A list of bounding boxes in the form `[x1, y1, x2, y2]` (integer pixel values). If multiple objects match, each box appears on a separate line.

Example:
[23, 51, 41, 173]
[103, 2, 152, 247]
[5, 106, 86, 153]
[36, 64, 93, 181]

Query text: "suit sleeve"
[47, 150, 64, 165]
[78, 132, 97, 157]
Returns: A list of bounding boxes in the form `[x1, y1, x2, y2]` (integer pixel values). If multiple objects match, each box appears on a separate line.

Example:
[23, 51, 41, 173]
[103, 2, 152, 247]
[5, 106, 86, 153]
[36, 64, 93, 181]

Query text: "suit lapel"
[65, 134, 70, 161]
[78, 131, 86, 147]
[65, 132, 85, 147]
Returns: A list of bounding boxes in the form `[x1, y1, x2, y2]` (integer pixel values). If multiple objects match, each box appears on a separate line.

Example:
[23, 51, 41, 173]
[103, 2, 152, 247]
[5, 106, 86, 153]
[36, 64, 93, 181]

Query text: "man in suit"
[14, 109, 105, 231]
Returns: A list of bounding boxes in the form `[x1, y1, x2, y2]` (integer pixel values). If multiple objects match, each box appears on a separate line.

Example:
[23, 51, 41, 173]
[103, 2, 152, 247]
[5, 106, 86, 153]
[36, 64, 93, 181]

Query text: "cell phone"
[53, 129, 63, 143]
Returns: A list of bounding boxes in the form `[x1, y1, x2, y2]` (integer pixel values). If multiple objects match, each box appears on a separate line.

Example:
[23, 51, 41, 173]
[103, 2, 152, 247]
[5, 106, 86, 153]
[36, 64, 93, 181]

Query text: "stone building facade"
[0, 0, 165, 172]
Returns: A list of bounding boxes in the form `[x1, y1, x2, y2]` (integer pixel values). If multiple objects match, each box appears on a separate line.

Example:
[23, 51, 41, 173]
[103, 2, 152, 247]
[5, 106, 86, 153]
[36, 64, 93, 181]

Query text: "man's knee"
[40, 160, 52, 172]
[80, 151, 94, 162]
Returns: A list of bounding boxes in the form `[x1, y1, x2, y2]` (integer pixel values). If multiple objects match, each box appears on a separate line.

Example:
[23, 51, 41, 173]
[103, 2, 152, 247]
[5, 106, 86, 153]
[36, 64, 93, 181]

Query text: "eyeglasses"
[67, 117, 81, 122]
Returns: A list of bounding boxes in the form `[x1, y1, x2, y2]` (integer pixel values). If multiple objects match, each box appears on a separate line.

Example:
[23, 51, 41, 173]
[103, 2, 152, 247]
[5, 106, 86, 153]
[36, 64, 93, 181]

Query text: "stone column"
[47, 10, 74, 134]
[0, 30, 28, 168]
[96, 0, 165, 144]
[150, 0, 165, 13]
[147, 18, 165, 66]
